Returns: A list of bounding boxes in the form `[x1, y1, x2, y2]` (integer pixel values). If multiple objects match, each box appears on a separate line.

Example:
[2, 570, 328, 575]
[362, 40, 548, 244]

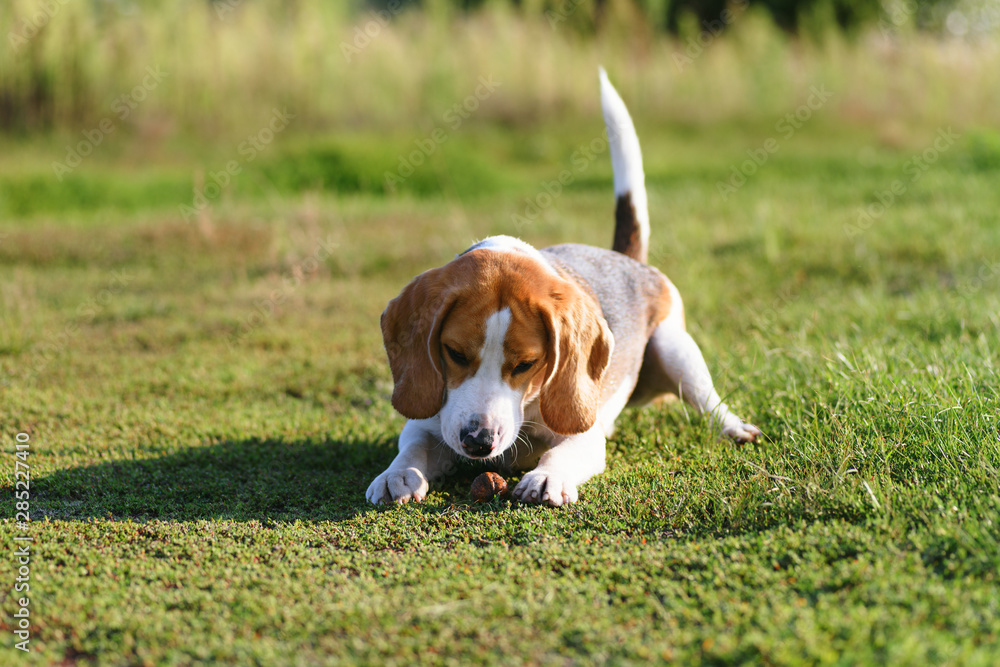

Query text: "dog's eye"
[512, 360, 536, 375]
[445, 346, 469, 366]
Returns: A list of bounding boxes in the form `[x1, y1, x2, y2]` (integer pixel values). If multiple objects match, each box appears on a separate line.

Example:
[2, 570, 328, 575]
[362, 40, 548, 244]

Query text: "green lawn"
[1, 116, 999, 665]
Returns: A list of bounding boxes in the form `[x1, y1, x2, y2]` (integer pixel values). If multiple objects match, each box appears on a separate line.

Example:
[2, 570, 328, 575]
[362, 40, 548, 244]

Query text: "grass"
[1, 5, 1000, 663]
[1, 110, 999, 664]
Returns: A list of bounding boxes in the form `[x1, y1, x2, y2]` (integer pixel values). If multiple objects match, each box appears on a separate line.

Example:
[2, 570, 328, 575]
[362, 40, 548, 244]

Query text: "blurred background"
[2, 0, 999, 219]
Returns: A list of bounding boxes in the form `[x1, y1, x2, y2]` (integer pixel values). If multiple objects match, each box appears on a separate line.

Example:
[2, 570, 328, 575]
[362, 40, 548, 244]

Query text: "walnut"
[470, 472, 509, 502]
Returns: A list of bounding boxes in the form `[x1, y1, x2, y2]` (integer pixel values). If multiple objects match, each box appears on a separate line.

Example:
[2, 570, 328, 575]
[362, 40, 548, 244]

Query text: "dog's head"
[381, 248, 613, 459]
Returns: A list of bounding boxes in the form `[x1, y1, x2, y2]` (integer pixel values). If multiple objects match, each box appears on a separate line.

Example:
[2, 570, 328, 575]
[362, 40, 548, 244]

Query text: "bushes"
[1, 0, 996, 139]
[365, 0, 943, 33]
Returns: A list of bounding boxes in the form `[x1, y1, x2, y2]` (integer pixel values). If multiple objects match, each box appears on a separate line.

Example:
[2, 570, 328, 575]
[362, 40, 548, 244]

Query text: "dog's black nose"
[460, 422, 495, 458]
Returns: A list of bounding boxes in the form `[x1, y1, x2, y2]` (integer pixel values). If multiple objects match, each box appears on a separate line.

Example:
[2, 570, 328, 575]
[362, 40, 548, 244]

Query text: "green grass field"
[2, 112, 999, 664]
[2, 5, 1000, 661]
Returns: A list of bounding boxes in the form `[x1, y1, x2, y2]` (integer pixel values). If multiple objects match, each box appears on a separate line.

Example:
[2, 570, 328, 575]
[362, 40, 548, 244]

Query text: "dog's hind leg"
[632, 321, 761, 443]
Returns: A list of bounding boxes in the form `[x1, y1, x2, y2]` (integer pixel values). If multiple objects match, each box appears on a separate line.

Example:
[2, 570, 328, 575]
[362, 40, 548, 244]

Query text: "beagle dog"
[367, 69, 761, 507]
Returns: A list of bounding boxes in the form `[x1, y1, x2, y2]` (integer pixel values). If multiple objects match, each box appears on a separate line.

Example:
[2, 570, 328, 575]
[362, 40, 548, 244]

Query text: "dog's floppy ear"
[381, 266, 456, 420]
[539, 282, 613, 434]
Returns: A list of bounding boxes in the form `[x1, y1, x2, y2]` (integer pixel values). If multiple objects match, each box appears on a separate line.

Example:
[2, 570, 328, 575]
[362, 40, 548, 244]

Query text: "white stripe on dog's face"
[439, 307, 527, 459]
[479, 308, 509, 384]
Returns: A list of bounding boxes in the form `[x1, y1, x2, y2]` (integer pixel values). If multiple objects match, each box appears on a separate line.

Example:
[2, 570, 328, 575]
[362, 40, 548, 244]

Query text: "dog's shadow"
[33, 436, 513, 522]
[33, 436, 397, 522]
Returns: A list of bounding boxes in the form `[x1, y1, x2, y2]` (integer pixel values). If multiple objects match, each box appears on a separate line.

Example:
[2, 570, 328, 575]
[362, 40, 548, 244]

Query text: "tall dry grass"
[1, 0, 999, 143]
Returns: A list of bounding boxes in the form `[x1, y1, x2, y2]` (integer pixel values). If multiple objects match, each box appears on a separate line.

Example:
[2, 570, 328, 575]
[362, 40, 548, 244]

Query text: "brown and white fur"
[367, 69, 760, 507]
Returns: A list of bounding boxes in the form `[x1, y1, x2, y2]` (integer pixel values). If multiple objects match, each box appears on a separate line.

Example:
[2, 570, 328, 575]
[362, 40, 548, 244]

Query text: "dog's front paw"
[512, 469, 579, 507]
[723, 421, 762, 444]
[366, 467, 430, 505]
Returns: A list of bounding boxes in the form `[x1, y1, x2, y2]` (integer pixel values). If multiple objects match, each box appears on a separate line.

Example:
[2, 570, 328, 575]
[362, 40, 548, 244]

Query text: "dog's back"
[534, 69, 675, 407]
[540, 244, 671, 407]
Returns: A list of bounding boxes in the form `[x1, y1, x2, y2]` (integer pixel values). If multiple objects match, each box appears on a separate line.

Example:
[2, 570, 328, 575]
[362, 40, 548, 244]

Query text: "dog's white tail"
[599, 68, 649, 264]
